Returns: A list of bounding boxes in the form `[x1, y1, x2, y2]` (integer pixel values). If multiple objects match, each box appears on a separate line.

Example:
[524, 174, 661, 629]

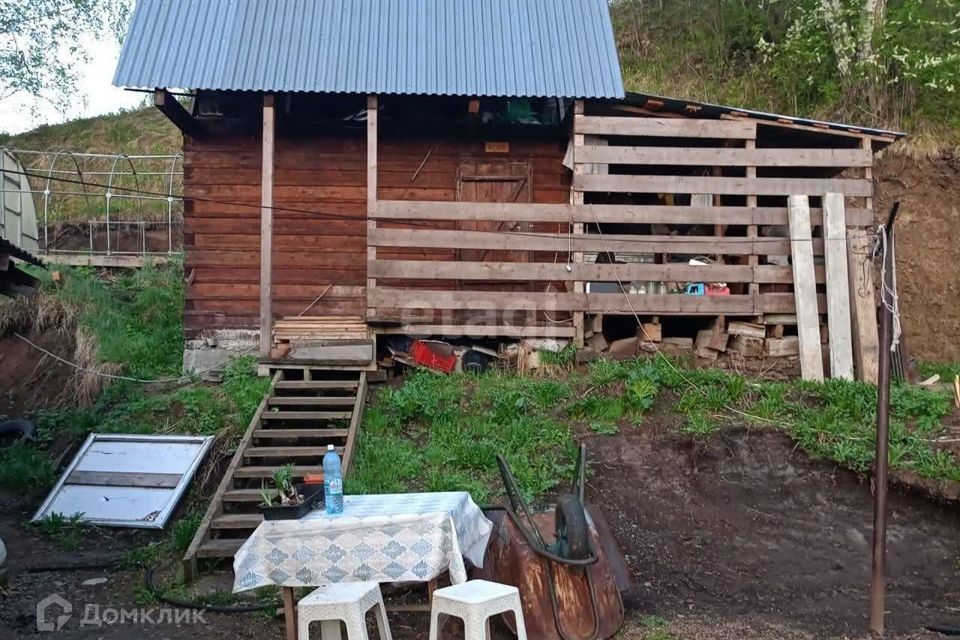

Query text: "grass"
[32, 512, 87, 551]
[350, 356, 960, 507]
[919, 361, 960, 382]
[0, 262, 269, 497]
[348, 370, 578, 506]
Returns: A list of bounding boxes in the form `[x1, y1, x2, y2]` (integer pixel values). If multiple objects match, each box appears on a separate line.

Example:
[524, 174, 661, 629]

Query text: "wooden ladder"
[183, 368, 368, 580]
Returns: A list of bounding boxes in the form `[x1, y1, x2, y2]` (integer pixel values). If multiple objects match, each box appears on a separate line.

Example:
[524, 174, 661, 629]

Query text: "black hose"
[926, 624, 960, 636]
[144, 566, 281, 614]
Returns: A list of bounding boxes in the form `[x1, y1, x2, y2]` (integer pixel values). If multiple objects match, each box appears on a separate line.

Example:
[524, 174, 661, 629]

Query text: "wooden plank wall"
[368, 107, 878, 347]
[182, 130, 568, 338]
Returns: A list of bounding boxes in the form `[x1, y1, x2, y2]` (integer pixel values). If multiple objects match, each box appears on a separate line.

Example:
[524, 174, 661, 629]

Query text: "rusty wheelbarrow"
[473, 446, 629, 640]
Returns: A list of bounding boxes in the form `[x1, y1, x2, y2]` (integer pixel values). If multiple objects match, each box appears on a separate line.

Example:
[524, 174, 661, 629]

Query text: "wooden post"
[823, 192, 855, 379]
[282, 586, 298, 640]
[259, 94, 276, 358]
[367, 96, 378, 321]
[850, 137, 880, 383]
[745, 139, 760, 306]
[571, 100, 586, 347]
[788, 195, 824, 381]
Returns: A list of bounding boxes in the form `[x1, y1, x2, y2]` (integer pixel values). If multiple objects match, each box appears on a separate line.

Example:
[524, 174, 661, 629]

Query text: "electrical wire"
[6, 167, 876, 248]
[13, 332, 255, 384]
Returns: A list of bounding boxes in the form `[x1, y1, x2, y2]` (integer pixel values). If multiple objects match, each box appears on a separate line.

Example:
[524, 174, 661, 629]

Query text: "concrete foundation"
[183, 329, 259, 379]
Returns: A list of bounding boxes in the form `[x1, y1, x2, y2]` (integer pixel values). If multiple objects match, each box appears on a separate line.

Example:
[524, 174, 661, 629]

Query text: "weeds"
[33, 512, 87, 551]
[349, 370, 576, 505]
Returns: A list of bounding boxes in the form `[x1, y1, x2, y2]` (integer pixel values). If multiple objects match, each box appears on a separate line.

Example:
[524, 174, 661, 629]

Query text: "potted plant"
[259, 464, 323, 521]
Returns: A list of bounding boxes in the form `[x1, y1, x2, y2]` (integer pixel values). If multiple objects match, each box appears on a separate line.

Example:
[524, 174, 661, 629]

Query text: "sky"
[0, 35, 143, 136]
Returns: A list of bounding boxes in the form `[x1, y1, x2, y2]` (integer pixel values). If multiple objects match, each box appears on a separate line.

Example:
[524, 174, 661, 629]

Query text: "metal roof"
[113, 0, 625, 99]
[621, 92, 906, 140]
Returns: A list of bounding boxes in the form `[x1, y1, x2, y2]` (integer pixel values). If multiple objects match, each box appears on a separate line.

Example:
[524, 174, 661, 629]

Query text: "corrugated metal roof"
[114, 0, 624, 99]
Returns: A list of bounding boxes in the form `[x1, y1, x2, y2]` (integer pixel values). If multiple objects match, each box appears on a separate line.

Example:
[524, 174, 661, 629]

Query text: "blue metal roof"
[113, 0, 624, 99]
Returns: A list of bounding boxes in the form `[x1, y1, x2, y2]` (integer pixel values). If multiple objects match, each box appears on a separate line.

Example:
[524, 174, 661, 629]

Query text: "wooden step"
[261, 411, 352, 421]
[244, 446, 343, 458]
[233, 465, 324, 479]
[195, 538, 245, 558]
[253, 428, 349, 439]
[268, 396, 356, 406]
[275, 380, 359, 390]
[223, 488, 276, 503]
[211, 513, 264, 530]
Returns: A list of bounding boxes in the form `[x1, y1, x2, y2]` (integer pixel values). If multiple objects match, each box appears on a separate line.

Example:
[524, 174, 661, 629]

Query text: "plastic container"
[323, 445, 344, 515]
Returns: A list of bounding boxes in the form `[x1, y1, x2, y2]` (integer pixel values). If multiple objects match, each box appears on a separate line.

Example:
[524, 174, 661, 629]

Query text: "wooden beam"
[788, 195, 825, 381]
[259, 95, 275, 358]
[575, 174, 873, 197]
[850, 137, 880, 383]
[66, 471, 182, 489]
[575, 115, 756, 139]
[371, 200, 873, 226]
[373, 324, 578, 338]
[368, 227, 809, 256]
[823, 193, 855, 380]
[574, 145, 873, 167]
[571, 100, 586, 348]
[366, 95, 378, 320]
[154, 88, 198, 135]
[369, 259, 822, 284]
[369, 288, 823, 315]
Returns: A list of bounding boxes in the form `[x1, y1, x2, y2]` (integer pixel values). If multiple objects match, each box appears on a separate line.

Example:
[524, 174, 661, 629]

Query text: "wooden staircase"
[183, 368, 367, 579]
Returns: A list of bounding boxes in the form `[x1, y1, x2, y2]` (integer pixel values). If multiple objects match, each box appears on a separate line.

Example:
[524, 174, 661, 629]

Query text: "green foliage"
[539, 344, 578, 369]
[919, 361, 960, 381]
[0, 1, 133, 117]
[32, 512, 87, 551]
[349, 371, 576, 505]
[611, 0, 960, 143]
[169, 513, 202, 553]
[0, 442, 56, 493]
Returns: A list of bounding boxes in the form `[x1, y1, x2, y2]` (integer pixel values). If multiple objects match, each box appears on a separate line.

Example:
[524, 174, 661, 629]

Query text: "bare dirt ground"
[874, 150, 960, 363]
[3, 413, 959, 640]
[584, 415, 960, 640]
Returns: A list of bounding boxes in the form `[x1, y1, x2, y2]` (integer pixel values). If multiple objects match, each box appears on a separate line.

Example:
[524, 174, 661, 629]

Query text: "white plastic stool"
[429, 579, 528, 640]
[297, 582, 392, 640]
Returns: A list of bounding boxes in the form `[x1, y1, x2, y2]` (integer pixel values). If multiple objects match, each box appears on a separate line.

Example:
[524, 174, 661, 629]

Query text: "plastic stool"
[429, 579, 527, 640]
[297, 582, 392, 640]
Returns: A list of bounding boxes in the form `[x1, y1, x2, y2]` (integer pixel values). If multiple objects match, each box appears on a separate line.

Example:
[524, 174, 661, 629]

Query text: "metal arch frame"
[0, 148, 185, 256]
[42, 149, 92, 251]
[105, 154, 145, 255]
[165, 153, 183, 253]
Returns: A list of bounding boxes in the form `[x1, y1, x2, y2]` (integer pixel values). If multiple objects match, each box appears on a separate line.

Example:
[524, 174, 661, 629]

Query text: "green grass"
[919, 361, 960, 382]
[32, 512, 87, 551]
[0, 262, 269, 496]
[348, 371, 578, 505]
[350, 356, 960, 507]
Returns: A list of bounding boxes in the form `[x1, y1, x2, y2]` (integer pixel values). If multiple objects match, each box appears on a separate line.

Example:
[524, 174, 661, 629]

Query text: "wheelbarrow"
[473, 446, 628, 640]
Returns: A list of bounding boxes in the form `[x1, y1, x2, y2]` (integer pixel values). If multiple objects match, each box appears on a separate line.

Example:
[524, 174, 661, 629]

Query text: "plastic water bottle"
[323, 444, 344, 515]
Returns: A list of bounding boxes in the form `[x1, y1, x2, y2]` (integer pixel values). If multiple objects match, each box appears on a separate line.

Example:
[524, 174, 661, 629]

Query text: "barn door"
[456, 160, 532, 263]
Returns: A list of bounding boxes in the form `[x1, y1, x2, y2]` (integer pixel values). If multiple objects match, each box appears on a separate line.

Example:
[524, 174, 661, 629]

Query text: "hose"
[144, 566, 281, 614]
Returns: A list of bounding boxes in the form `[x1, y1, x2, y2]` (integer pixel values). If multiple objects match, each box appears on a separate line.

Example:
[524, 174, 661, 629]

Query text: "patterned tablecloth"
[233, 492, 493, 592]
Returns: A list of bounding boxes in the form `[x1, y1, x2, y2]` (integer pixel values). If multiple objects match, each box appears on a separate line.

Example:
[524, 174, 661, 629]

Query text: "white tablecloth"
[233, 492, 492, 592]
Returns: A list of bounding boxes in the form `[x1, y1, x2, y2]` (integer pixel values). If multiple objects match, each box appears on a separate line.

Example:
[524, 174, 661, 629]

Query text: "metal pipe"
[869, 202, 900, 636]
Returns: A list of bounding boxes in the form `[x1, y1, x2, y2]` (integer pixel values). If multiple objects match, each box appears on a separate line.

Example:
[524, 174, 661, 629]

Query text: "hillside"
[0, 106, 180, 156]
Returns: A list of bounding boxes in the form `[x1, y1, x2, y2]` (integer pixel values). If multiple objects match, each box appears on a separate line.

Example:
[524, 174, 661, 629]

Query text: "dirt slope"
[875, 151, 960, 362]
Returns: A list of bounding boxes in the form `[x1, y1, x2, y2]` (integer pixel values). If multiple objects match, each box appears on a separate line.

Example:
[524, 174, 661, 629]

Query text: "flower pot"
[260, 483, 324, 521]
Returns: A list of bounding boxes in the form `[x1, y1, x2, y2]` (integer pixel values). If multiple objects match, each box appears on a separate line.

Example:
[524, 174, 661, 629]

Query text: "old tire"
[555, 493, 590, 560]
[0, 419, 35, 448]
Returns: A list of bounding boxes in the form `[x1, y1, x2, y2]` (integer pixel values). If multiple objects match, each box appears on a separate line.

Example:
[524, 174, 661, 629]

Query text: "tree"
[0, 0, 132, 112]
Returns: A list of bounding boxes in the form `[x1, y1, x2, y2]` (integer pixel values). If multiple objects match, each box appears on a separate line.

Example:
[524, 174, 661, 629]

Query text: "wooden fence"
[366, 111, 877, 346]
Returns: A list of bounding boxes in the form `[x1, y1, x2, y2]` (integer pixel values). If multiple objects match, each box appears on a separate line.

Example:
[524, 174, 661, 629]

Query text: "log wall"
[182, 129, 569, 338]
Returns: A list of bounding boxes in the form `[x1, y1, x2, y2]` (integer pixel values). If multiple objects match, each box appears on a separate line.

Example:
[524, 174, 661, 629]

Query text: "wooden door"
[456, 160, 532, 264]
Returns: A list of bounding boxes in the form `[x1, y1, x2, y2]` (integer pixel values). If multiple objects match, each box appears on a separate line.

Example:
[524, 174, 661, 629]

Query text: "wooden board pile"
[695, 321, 804, 361]
[271, 316, 369, 359]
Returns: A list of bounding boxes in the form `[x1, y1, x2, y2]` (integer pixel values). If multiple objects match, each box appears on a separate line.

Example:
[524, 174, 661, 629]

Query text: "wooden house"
[114, 0, 903, 381]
